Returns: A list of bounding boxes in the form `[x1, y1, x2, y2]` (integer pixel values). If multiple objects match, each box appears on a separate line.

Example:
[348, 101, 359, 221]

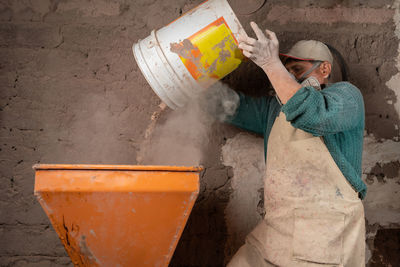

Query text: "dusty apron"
[228, 112, 365, 267]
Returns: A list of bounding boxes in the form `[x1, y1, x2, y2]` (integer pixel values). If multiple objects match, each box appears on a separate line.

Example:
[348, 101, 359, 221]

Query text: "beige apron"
[228, 112, 365, 267]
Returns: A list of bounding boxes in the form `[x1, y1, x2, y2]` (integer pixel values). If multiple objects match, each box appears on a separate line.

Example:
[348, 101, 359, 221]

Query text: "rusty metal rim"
[33, 164, 203, 172]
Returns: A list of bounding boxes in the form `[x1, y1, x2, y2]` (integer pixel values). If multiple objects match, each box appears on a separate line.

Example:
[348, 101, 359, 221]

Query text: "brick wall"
[0, 0, 399, 266]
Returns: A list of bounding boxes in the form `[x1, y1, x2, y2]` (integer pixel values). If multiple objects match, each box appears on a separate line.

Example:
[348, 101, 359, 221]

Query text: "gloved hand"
[238, 22, 280, 69]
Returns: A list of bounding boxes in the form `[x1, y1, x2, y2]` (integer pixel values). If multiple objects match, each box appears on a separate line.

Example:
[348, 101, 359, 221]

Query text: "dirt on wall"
[0, 0, 399, 266]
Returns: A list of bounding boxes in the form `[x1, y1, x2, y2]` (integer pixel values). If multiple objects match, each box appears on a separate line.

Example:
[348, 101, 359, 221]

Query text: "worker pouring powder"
[222, 22, 366, 266]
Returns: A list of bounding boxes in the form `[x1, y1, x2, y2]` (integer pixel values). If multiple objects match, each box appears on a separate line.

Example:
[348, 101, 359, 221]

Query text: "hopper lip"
[33, 164, 203, 172]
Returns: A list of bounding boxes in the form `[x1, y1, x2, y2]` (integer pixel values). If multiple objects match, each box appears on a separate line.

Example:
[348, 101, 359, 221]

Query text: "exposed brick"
[266, 6, 395, 25]
[61, 24, 144, 50]
[0, 197, 49, 225]
[0, 6, 12, 21]
[266, 0, 394, 8]
[348, 64, 382, 94]
[0, 256, 72, 267]
[0, 23, 62, 48]
[87, 48, 136, 82]
[0, 0, 51, 22]
[43, 0, 185, 28]
[353, 33, 398, 64]
[0, 72, 17, 94]
[7, 48, 91, 80]
[378, 60, 398, 82]
[0, 225, 66, 256]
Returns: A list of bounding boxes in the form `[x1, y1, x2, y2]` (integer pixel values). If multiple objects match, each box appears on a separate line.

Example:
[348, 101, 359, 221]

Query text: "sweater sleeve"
[227, 92, 275, 135]
[281, 82, 364, 136]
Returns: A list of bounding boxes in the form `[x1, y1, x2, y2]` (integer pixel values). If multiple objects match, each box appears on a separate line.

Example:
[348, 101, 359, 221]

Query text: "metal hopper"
[34, 164, 201, 266]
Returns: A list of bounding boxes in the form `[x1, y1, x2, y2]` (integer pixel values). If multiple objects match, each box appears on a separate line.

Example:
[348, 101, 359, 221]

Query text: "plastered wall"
[0, 0, 399, 266]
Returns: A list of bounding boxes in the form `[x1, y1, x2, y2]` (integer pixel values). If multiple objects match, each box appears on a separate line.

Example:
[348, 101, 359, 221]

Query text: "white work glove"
[238, 22, 280, 69]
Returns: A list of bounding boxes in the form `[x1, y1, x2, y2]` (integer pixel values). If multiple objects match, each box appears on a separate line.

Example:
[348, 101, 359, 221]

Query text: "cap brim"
[279, 53, 313, 61]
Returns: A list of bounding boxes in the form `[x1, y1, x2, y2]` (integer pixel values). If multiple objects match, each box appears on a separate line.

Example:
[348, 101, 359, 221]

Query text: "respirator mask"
[277, 61, 324, 105]
[290, 60, 323, 91]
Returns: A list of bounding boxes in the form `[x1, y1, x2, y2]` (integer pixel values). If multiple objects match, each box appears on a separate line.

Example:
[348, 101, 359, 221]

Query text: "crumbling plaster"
[221, 133, 265, 260]
[387, 0, 400, 118]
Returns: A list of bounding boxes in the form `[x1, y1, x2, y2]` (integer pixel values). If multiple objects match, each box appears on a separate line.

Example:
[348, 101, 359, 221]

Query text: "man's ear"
[320, 61, 332, 78]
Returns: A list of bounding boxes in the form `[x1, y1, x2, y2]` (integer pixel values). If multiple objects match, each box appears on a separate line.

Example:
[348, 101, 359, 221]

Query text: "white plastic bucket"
[133, 0, 245, 109]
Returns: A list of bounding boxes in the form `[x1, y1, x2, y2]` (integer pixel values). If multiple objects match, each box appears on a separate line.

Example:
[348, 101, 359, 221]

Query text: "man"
[225, 22, 366, 266]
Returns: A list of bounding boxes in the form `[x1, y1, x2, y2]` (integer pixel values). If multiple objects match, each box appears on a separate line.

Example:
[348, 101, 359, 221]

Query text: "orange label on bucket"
[170, 17, 243, 87]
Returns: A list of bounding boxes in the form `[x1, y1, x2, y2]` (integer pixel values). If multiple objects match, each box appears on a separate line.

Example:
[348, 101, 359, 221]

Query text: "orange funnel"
[34, 164, 201, 267]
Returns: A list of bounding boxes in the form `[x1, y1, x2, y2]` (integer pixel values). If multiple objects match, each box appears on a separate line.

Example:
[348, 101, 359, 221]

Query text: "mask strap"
[297, 61, 322, 83]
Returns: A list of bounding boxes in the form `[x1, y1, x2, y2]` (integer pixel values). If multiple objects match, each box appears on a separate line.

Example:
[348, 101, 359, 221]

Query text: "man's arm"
[205, 85, 274, 135]
[227, 91, 276, 135]
[238, 22, 302, 104]
[281, 82, 364, 136]
[261, 61, 301, 104]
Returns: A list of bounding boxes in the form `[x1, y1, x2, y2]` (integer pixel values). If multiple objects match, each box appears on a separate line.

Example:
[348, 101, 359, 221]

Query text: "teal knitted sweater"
[228, 81, 367, 199]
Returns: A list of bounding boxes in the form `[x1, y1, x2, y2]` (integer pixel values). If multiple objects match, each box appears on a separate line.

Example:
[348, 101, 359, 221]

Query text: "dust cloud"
[138, 82, 239, 166]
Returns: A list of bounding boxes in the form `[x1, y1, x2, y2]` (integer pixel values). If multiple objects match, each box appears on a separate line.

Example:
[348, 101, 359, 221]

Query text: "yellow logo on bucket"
[170, 17, 243, 88]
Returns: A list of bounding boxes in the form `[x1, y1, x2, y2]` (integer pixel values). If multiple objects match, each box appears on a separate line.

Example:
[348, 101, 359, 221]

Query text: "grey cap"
[280, 40, 333, 64]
